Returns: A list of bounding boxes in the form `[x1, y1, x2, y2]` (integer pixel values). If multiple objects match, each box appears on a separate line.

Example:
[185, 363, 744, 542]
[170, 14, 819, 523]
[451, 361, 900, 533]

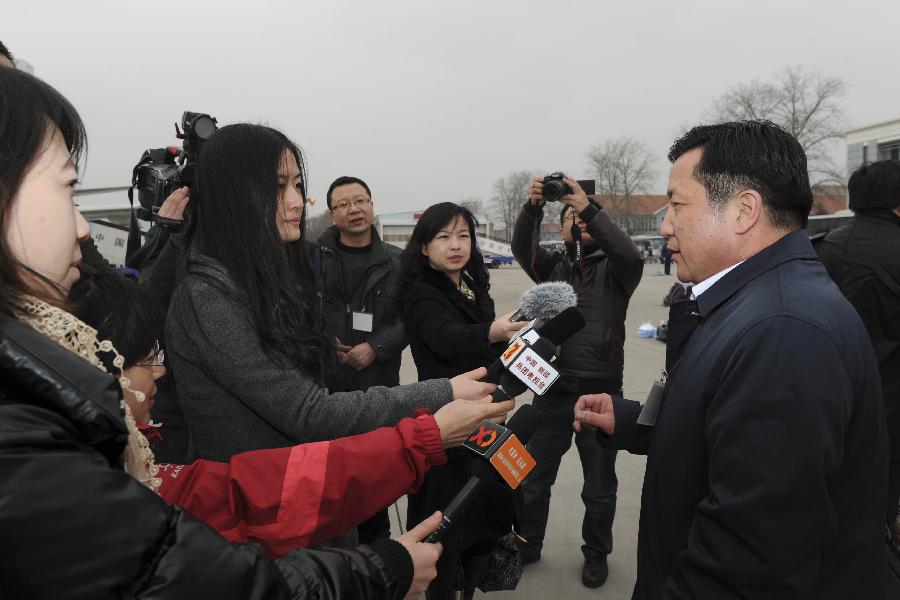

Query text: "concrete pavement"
[390, 262, 677, 598]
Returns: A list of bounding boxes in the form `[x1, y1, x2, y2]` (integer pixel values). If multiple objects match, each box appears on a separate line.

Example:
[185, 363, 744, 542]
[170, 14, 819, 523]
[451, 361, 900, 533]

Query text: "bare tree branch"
[706, 65, 848, 186]
[586, 137, 657, 234]
[459, 197, 484, 215]
[490, 170, 537, 240]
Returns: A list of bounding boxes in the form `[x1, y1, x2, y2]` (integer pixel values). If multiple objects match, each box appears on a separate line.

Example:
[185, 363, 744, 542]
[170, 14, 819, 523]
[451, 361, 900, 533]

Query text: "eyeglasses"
[331, 197, 371, 213]
[138, 341, 165, 368]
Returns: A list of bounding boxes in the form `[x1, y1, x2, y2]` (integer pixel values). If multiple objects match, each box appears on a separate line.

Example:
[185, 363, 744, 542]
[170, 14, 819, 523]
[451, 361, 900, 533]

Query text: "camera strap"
[124, 149, 165, 265]
[567, 222, 590, 296]
[125, 183, 142, 265]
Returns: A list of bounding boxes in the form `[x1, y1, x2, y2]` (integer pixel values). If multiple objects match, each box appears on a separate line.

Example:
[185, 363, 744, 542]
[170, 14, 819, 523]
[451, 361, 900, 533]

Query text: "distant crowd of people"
[1, 39, 898, 600]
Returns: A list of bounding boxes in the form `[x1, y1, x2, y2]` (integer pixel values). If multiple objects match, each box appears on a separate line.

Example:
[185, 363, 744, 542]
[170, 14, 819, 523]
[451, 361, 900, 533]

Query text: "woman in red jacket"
[70, 268, 512, 556]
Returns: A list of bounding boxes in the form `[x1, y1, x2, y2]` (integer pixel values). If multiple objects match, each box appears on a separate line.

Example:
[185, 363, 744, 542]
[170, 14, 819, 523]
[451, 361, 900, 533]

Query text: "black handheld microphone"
[481, 281, 583, 392]
[425, 405, 542, 544]
[482, 282, 580, 388]
[491, 306, 586, 402]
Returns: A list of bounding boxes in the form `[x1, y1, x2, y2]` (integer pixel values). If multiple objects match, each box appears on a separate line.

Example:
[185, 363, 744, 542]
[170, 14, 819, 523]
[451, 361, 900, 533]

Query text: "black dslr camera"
[541, 172, 596, 202]
[131, 111, 218, 221]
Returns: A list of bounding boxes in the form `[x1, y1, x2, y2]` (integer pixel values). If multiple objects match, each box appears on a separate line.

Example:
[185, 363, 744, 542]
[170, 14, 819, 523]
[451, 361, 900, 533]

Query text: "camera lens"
[542, 180, 567, 202]
[193, 115, 217, 140]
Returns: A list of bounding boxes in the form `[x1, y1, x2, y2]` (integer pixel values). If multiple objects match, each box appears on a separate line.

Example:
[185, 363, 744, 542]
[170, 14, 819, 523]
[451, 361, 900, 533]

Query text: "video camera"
[541, 172, 596, 203]
[131, 111, 218, 221]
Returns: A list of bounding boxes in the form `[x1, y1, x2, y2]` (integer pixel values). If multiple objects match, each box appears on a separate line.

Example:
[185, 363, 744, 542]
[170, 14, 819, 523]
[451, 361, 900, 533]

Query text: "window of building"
[878, 140, 900, 161]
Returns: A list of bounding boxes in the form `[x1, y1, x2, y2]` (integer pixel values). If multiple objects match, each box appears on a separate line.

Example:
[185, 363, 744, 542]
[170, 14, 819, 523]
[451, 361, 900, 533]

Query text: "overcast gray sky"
[5, 0, 898, 217]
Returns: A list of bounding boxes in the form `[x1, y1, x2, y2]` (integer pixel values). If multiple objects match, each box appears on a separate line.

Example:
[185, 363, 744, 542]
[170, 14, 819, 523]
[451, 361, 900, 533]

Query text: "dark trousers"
[664, 256, 672, 275]
[515, 383, 620, 560]
[426, 546, 491, 600]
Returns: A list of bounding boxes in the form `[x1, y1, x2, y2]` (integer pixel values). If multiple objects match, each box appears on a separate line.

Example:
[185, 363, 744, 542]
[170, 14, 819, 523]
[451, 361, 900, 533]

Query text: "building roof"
[845, 117, 900, 135]
[846, 117, 900, 145]
[589, 194, 668, 216]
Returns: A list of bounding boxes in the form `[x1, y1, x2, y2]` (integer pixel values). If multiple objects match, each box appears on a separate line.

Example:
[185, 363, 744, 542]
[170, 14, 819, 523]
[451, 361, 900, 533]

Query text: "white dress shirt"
[689, 261, 745, 300]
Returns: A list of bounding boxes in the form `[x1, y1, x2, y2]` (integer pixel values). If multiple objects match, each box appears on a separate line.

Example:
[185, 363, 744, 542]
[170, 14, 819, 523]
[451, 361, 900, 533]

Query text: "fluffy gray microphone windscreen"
[518, 281, 578, 320]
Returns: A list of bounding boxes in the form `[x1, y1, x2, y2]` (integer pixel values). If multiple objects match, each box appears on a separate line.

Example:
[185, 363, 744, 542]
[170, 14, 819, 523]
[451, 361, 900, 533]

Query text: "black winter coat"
[316, 226, 407, 391]
[0, 312, 411, 600]
[816, 210, 900, 469]
[400, 267, 510, 556]
[609, 231, 888, 599]
[402, 267, 504, 380]
[511, 202, 643, 387]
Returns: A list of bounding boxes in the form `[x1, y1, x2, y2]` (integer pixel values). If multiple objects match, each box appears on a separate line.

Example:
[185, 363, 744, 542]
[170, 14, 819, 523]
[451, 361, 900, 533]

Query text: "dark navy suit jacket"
[612, 230, 888, 599]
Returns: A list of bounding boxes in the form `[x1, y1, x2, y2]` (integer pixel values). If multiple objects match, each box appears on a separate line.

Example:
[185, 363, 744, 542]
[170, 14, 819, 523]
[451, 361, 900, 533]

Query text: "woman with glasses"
[0, 66, 452, 599]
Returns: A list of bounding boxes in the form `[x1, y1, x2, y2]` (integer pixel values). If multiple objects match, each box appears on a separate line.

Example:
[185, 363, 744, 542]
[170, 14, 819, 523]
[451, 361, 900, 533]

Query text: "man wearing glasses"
[315, 176, 408, 543]
[510, 176, 643, 588]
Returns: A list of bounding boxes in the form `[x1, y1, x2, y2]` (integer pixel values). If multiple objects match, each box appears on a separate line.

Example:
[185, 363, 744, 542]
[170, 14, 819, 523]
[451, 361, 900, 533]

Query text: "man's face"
[660, 147, 733, 284]
[330, 183, 374, 236]
[560, 207, 594, 245]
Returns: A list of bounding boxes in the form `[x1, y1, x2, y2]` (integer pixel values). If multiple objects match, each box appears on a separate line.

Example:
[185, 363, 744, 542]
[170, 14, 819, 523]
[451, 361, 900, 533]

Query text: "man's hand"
[560, 177, 590, 214]
[336, 338, 352, 365]
[528, 177, 545, 207]
[346, 342, 376, 370]
[488, 311, 526, 343]
[395, 512, 443, 600]
[157, 186, 190, 221]
[573, 393, 615, 434]
[434, 397, 516, 448]
[449, 367, 497, 401]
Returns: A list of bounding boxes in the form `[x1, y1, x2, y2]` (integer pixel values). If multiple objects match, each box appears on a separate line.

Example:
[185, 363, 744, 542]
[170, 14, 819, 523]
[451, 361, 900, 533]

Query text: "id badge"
[352, 312, 374, 333]
[637, 379, 665, 427]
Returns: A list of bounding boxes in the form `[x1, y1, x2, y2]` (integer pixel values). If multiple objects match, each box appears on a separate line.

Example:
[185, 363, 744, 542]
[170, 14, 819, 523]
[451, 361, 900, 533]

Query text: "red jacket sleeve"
[156, 414, 446, 557]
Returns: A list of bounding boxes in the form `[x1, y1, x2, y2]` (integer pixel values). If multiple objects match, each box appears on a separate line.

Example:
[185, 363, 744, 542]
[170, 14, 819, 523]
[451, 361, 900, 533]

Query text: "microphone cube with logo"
[463, 420, 537, 489]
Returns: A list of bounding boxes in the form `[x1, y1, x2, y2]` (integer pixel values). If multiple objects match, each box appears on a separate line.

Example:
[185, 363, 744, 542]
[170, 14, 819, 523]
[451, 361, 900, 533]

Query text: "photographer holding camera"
[510, 173, 643, 588]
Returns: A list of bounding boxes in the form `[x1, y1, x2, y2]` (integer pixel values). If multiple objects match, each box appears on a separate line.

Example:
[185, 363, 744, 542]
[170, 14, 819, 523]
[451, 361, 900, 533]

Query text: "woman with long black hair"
[165, 125, 500, 464]
[399, 202, 524, 600]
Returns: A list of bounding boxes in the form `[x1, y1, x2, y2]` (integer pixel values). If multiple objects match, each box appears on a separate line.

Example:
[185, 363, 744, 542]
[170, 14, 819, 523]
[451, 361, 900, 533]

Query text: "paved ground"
[389, 262, 678, 599]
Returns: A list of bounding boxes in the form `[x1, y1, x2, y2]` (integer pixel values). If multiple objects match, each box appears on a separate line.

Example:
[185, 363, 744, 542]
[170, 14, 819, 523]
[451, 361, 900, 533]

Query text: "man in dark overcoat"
[575, 121, 889, 599]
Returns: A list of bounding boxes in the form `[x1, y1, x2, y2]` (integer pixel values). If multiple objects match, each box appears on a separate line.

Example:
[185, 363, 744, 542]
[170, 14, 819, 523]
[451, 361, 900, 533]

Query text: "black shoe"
[582, 555, 608, 588]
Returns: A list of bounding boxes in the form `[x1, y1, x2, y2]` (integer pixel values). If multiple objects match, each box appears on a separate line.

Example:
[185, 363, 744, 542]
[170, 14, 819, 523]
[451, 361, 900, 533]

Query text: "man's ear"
[732, 189, 763, 235]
